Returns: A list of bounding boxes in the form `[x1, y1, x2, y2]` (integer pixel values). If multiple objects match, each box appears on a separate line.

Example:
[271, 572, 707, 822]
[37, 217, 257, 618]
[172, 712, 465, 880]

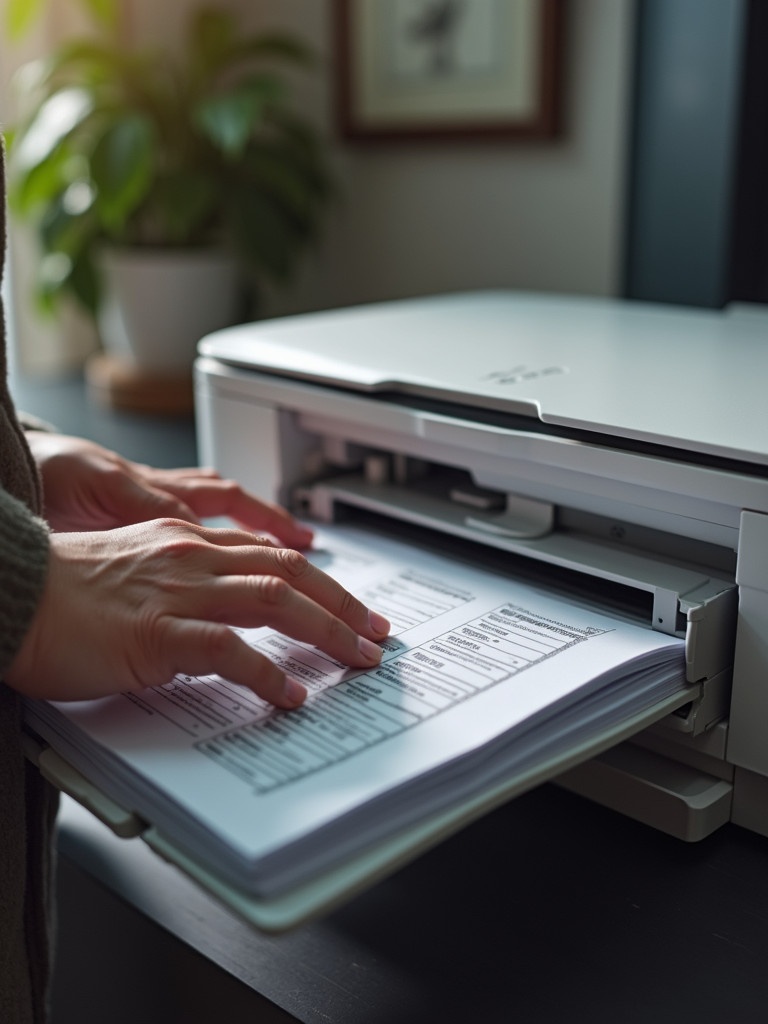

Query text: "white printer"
[194, 290, 768, 844]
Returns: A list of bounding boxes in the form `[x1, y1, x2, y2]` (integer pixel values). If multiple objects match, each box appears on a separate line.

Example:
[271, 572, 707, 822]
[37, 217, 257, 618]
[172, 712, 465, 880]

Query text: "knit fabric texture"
[0, 140, 58, 1023]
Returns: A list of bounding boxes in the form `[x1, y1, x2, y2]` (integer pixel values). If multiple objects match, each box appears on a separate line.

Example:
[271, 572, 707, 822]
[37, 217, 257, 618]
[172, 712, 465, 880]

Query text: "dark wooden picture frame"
[334, 0, 565, 142]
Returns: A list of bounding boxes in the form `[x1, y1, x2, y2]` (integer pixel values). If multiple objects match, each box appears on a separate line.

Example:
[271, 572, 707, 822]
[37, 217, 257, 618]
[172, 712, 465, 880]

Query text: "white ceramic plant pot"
[97, 246, 240, 373]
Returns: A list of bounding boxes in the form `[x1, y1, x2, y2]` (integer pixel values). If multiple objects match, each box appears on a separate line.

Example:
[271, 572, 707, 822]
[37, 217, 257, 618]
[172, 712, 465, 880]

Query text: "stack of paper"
[25, 524, 689, 903]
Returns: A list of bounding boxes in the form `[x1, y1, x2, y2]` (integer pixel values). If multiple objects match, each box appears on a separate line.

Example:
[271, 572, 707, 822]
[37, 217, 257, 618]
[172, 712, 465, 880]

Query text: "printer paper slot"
[297, 472, 737, 698]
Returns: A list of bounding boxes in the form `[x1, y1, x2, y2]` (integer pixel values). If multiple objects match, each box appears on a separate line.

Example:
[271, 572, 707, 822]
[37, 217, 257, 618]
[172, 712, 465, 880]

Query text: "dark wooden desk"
[12, 372, 768, 1024]
[56, 784, 768, 1024]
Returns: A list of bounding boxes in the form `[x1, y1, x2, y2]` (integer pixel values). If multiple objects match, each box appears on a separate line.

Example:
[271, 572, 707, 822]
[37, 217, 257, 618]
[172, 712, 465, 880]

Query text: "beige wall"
[235, 0, 636, 318]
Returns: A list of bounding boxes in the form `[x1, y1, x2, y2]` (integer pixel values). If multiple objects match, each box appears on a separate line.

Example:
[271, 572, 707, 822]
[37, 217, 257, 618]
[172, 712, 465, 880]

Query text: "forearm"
[0, 488, 50, 678]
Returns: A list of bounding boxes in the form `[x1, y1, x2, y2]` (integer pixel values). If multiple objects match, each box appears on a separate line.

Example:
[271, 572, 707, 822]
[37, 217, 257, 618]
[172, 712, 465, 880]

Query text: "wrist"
[0, 491, 50, 681]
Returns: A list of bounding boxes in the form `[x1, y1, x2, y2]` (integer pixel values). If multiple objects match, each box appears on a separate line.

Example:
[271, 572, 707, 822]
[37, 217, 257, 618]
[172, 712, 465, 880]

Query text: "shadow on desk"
[52, 857, 293, 1024]
[52, 785, 768, 1024]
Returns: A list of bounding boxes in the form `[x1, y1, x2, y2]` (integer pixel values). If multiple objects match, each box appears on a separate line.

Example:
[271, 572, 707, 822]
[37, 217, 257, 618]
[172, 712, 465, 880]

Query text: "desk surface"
[10, 369, 199, 468]
[13, 370, 768, 1024]
[57, 784, 768, 1024]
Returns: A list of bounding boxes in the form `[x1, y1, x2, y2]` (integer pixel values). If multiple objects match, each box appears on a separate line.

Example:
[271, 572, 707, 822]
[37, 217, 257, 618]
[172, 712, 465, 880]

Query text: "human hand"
[6, 519, 390, 707]
[27, 433, 313, 548]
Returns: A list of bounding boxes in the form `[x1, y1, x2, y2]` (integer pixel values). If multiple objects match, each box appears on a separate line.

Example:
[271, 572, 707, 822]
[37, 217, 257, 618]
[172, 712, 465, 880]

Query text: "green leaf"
[188, 12, 313, 80]
[195, 94, 256, 158]
[9, 146, 70, 216]
[189, 8, 237, 76]
[227, 190, 304, 282]
[40, 195, 94, 259]
[239, 148, 315, 221]
[10, 87, 93, 175]
[5, 0, 45, 40]
[40, 39, 124, 83]
[81, 0, 118, 28]
[35, 196, 101, 314]
[233, 33, 315, 67]
[66, 246, 101, 313]
[151, 172, 218, 244]
[90, 116, 154, 232]
[37, 245, 100, 316]
[4, 0, 117, 41]
[195, 78, 283, 157]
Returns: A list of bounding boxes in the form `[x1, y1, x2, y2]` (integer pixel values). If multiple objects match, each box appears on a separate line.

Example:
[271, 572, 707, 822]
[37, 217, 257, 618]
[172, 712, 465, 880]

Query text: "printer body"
[195, 291, 768, 842]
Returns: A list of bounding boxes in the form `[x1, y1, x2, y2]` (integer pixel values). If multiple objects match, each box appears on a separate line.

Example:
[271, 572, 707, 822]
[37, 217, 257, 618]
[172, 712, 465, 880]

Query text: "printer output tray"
[28, 687, 696, 933]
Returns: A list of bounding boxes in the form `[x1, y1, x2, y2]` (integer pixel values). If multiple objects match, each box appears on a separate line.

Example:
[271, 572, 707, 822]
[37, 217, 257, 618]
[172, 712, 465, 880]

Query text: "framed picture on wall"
[333, 0, 565, 141]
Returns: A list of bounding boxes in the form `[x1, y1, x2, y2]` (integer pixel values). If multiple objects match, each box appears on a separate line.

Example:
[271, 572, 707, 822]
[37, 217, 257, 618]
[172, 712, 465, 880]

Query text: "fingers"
[199, 573, 385, 670]
[220, 490, 314, 548]
[29, 434, 313, 546]
[127, 522, 391, 651]
[162, 619, 308, 709]
[173, 538, 391, 645]
[141, 524, 390, 685]
[109, 474, 202, 527]
[140, 466, 219, 481]
[140, 469, 314, 548]
[8, 517, 390, 709]
[163, 520, 277, 547]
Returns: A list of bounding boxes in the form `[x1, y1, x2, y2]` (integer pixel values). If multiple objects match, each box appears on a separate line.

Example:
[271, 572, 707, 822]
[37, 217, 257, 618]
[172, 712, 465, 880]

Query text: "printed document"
[25, 522, 688, 897]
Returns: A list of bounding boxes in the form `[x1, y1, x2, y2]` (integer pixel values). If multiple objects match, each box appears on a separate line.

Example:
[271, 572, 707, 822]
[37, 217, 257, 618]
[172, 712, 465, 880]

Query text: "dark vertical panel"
[623, 0, 748, 308]
[729, 1, 768, 302]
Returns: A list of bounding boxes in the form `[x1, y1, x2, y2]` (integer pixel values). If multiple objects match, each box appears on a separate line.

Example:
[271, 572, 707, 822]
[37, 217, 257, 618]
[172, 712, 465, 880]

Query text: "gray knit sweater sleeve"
[0, 136, 50, 677]
[0, 487, 49, 677]
[1, 135, 57, 1024]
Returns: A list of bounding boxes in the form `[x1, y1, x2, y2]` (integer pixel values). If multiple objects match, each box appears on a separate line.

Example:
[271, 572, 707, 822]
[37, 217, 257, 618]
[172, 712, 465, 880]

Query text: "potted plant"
[4, 2, 334, 380]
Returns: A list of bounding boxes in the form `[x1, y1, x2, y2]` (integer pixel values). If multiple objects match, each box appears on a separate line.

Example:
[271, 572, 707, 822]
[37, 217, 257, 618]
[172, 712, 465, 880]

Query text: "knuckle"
[153, 522, 204, 561]
[337, 587, 359, 620]
[141, 617, 238, 683]
[275, 548, 310, 580]
[102, 464, 134, 494]
[162, 538, 199, 562]
[134, 612, 176, 674]
[203, 622, 239, 658]
[211, 476, 239, 501]
[251, 574, 292, 607]
[324, 613, 347, 647]
[155, 515, 191, 532]
[147, 489, 177, 510]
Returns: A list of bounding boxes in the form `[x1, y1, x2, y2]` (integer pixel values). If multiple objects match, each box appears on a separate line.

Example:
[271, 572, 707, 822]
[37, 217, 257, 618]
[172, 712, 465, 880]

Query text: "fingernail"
[283, 677, 307, 706]
[368, 610, 391, 635]
[358, 636, 383, 664]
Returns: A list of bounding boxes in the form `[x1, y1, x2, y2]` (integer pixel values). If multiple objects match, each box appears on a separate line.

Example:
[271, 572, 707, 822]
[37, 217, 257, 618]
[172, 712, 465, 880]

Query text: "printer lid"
[198, 291, 768, 469]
